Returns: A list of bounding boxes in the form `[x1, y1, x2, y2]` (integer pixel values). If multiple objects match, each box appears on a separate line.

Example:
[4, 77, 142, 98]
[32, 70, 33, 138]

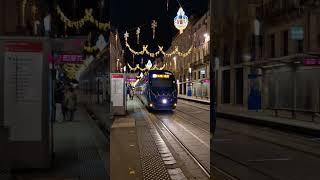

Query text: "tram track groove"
[134, 97, 239, 180]
[173, 107, 281, 179]
[175, 100, 320, 179]
[179, 99, 320, 145]
[177, 101, 320, 158]
[152, 112, 211, 178]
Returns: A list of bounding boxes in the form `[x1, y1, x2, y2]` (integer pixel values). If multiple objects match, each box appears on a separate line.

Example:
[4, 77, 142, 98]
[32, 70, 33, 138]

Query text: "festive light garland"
[56, 6, 110, 31]
[124, 32, 192, 58]
[63, 64, 82, 80]
[158, 45, 193, 58]
[83, 44, 98, 53]
[127, 63, 166, 72]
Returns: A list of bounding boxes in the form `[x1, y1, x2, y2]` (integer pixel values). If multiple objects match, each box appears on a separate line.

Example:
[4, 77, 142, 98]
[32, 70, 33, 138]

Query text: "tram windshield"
[151, 78, 174, 88]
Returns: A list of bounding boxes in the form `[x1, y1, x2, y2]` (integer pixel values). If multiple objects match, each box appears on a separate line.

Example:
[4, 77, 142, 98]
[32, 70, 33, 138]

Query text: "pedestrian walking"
[65, 87, 77, 121]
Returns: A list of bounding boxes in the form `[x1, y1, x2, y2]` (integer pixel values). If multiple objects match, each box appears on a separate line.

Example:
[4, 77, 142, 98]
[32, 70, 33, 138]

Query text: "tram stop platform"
[109, 98, 210, 180]
[12, 105, 108, 180]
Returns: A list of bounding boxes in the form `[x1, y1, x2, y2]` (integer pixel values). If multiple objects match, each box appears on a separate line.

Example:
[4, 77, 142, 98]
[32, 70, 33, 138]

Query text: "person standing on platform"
[65, 87, 78, 121]
[127, 84, 131, 100]
[55, 81, 66, 122]
[129, 86, 134, 100]
[61, 86, 68, 121]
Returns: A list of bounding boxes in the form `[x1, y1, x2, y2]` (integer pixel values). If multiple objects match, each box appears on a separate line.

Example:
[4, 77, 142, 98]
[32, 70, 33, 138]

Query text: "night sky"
[110, 0, 209, 65]
[54, 0, 208, 65]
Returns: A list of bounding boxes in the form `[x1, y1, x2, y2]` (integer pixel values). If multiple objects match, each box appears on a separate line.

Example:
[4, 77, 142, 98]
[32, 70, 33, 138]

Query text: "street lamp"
[204, 33, 210, 42]
[123, 66, 127, 73]
[116, 58, 120, 72]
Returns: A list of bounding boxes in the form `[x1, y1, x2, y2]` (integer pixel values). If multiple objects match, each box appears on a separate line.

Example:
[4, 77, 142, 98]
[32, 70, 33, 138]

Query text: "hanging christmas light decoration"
[56, 5, 110, 31]
[124, 27, 192, 58]
[136, 27, 140, 44]
[174, 7, 189, 34]
[124, 31, 129, 41]
[151, 20, 157, 39]
[146, 60, 153, 70]
[128, 63, 166, 72]
[115, 33, 118, 45]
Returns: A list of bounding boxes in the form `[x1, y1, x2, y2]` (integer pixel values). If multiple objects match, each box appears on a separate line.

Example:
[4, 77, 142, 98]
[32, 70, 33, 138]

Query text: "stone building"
[0, 0, 42, 35]
[211, 0, 320, 115]
[159, 11, 211, 99]
[110, 31, 125, 73]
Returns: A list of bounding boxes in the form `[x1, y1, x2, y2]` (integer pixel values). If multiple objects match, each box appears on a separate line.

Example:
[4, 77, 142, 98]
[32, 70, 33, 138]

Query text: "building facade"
[110, 31, 125, 73]
[0, 0, 43, 35]
[159, 11, 211, 100]
[211, 0, 320, 113]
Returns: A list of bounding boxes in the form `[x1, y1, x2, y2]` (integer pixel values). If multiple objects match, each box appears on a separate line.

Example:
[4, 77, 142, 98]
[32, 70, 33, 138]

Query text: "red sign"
[304, 58, 320, 65]
[126, 78, 137, 82]
[49, 54, 83, 64]
[112, 74, 124, 78]
[4, 42, 43, 52]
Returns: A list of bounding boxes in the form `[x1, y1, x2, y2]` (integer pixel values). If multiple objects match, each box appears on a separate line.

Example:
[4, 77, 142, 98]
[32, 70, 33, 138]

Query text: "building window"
[250, 35, 256, 61]
[222, 70, 231, 104]
[297, 40, 304, 53]
[223, 45, 230, 66]
[283, 30, 288, 56]
[198, 71, 201, 80]
[235, 40, 241, 64]
[270, 34, 275, 58]
[235, 68, 244, 105]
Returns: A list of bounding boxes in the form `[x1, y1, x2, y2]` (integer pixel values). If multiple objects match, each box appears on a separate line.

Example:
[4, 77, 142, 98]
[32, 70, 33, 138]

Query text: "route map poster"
[111, 73, 124, 107]
[3, 41, 43, 141]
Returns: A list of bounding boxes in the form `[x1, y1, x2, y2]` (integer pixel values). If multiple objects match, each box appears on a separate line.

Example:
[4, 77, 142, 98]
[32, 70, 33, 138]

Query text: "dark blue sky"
[110, 0, 209, 65]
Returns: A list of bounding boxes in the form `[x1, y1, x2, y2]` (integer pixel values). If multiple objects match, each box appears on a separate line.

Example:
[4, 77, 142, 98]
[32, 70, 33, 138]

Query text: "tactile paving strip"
[0, 169, 10, 180]
[137, 126, 171, 180]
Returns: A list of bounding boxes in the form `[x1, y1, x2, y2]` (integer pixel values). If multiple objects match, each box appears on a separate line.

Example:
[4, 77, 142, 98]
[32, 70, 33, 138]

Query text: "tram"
[135, 70, 178, 111]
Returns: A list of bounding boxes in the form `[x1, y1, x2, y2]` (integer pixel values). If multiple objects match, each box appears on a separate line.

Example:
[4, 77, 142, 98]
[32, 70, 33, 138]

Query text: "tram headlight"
[149, 103, 153, 107]
[173, 103, 177, 107]
[162, 99, 168, 104]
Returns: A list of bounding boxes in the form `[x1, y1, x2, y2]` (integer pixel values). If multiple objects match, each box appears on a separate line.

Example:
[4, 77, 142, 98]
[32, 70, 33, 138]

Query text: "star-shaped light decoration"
[136, 27, 140, 44]
[151, 20, 157, 39]
[124, 31, 129, 42]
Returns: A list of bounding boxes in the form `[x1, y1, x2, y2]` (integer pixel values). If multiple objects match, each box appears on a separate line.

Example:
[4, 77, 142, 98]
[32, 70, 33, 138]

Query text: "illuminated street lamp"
[116, 58, 120, 71]
[204, 33, 210, 42]
[123, 66, 127, 73]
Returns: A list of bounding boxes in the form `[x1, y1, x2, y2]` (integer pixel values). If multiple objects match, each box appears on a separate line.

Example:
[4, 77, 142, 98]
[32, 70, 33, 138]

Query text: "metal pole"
[210, 0, 216, 137]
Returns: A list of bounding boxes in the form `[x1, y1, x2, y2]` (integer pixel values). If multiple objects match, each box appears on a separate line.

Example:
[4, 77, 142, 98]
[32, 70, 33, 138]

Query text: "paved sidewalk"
[13, 106, 107, 180]
[110, 99, 179, 180]
[178, 99, 320, 136]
